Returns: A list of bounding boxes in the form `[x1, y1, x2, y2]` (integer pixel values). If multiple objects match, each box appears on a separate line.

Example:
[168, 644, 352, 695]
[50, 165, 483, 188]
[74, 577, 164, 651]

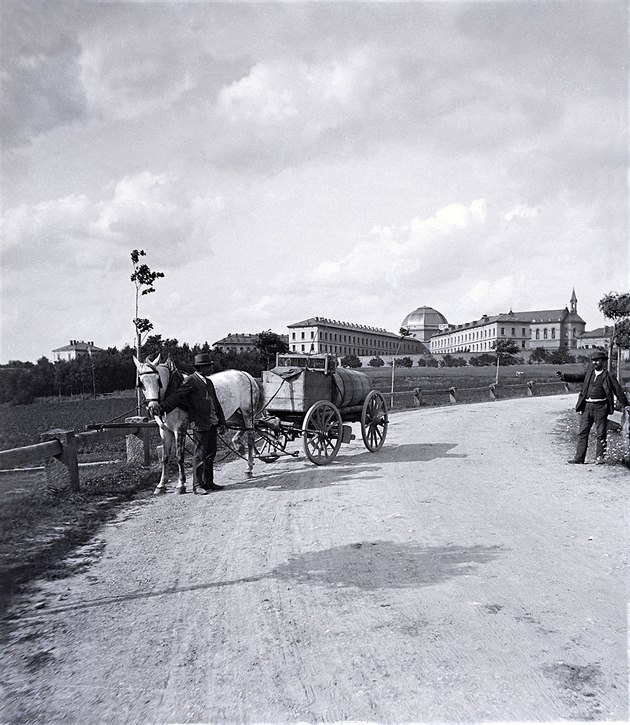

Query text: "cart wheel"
[302, 401, 342, 465]
[361, 390, 388, 452]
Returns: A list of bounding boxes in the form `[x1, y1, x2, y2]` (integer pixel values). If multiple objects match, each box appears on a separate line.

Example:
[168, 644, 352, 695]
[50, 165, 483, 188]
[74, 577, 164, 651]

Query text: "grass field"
[2, 363, 628, 452]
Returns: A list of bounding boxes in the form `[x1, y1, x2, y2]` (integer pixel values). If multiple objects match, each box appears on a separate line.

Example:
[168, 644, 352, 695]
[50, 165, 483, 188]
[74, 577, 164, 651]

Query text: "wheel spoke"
[361, 391, 388, 452]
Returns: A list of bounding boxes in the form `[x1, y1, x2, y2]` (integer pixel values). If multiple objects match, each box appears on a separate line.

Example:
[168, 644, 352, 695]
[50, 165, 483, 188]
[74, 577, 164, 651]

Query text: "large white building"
[287, 317, 427, 360]
[423, 290, 586, 356]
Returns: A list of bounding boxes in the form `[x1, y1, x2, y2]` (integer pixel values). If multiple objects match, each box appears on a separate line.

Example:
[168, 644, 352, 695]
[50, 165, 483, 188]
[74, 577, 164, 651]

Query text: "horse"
[134, 355, 261, 494]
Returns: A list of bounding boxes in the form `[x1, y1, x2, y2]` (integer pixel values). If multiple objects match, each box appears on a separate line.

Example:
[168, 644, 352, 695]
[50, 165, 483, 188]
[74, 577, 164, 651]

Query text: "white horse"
[134, 355, 260, 494]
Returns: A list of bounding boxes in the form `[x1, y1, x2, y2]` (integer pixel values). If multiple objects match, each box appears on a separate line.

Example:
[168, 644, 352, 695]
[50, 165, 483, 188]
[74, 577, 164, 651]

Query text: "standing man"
[557, 349, 629, 465]
[150, 353, 225, 494]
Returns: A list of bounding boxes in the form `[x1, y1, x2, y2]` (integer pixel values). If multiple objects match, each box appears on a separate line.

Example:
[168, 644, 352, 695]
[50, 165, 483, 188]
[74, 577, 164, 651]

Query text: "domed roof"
[401, 306, 448, 329]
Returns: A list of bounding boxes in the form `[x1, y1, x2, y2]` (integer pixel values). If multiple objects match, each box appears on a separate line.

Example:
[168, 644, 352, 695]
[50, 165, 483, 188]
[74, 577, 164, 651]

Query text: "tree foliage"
[548, 348, 576, 365]
[340, 354, 362, 368]
[528, 347, 549, 364]
[254, 330, 289, 370]
[599, 292, 630, 349]
[130, 249, 164, 348]
[368, 356, 385, 367]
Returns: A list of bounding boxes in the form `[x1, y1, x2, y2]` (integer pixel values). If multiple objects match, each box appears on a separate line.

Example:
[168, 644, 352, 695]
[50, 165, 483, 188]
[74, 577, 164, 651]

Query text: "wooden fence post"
[40, 428, 79, 493]
[448, 387, 457, 404]
[125, 417, 150, 465]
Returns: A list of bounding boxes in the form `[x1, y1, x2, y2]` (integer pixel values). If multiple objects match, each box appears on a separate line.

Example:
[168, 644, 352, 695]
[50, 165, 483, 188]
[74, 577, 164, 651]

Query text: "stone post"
[41, 428, 80, 493]
[414, 388, 423, 407]
[448, 387, 457, 404]
[489, 384, 497, 400]
[125, 417, 151, 465]
[527, 381, 535, 396]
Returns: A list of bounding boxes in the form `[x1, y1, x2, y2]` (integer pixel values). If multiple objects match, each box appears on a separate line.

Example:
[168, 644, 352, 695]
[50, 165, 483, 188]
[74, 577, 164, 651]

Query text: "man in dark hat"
[150, 353, 226, 494]
[557, 349, 629, 464]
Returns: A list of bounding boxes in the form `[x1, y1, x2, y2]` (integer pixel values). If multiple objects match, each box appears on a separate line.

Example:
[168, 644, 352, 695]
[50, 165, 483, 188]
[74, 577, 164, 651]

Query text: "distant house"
[212, 333, 289, 355]
[52, 340, 102, 362]
[212, 333, 259, 354]
[577, 326, 613, 351]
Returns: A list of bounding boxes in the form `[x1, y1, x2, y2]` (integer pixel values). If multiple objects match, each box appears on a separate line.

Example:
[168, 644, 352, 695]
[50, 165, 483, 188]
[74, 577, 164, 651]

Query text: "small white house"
[52, 340, 102, 362]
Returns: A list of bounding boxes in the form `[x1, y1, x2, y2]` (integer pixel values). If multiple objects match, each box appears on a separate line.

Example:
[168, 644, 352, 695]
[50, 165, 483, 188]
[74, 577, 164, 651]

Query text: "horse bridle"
[137, 362, 163, 404]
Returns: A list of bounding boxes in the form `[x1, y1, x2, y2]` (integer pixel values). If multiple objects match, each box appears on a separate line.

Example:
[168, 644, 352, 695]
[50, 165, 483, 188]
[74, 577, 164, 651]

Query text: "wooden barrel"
[331, 369, 371, 409]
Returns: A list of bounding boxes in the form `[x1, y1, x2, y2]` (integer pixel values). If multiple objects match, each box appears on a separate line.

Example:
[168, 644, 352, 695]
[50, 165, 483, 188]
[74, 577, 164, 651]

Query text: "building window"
[511, 328, 515, 336]
[292, 332, 296, 340]
[544, 329, 548, 339]
[551, 328, 556, 339]
[311, 331, 314, 339]
[536, 329, 540, 339]
[501, 327, 505, 335]
[301, 332, 305, 340]
[522, 328, 526, 336]
[301, 344, 305, 351]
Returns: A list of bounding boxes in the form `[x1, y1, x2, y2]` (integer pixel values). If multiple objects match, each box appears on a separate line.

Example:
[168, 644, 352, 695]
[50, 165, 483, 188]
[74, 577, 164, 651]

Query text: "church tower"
[570, 288, 577, 313]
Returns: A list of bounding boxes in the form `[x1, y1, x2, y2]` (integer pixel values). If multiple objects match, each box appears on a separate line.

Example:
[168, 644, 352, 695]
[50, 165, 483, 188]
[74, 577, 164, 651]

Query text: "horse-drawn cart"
[254, 353, 388, 465]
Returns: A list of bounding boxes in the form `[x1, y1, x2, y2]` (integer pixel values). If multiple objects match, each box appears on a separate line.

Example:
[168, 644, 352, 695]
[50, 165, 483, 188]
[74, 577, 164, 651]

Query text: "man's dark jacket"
[161, 372, 225, 430]
[562, 368, 629, 415]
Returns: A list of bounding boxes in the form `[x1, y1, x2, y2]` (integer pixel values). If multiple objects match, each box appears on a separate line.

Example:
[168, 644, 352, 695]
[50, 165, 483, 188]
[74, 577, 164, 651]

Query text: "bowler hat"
[194, 353, 213, 367]
[591, 350, 608, 361]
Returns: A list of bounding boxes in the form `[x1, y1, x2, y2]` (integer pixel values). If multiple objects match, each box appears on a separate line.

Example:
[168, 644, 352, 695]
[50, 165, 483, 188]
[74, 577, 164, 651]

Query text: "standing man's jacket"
[161, 372, 225, 430]
[562, 369, 629, 415]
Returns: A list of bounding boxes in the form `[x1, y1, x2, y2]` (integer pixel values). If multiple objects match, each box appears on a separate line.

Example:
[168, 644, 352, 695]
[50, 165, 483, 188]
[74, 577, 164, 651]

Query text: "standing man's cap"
[194, 353, 213, 367]
[591, 350, 608, 361]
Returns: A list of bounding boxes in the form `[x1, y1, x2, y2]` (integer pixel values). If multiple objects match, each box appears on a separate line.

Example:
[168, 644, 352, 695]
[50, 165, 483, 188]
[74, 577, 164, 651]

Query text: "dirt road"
[1, 394, 627, 723]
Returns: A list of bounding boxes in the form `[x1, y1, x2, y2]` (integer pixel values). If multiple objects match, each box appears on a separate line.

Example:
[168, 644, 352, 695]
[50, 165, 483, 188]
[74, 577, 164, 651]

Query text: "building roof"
[579, 326, 613, 339]
[212, 332, 289, 346]
[288, 317, 396, 336]
[52, 340, 102, 352]
[432, 311, 532, 337]
[213, 333, 258, 345]
[514, 308, 585, 324]
[400, 306, 448, 329]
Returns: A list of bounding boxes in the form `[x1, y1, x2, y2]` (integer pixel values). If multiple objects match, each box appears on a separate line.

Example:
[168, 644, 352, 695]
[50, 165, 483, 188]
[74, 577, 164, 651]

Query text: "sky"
[1, 0, 628, 363]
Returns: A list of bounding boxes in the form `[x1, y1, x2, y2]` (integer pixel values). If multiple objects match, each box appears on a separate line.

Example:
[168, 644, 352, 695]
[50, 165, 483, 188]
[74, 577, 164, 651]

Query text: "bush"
[394, 356, 413, 368]
[548, 348, 576, 365]
[341, 354, 362, 368]
[368, 357, 385, 367]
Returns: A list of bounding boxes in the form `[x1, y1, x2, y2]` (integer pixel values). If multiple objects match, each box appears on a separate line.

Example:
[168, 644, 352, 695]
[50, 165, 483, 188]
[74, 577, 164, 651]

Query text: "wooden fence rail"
[0, 417, 155, 493]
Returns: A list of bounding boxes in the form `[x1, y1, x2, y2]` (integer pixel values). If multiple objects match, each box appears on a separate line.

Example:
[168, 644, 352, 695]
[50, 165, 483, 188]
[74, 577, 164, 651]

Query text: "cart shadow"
[221, 462, 383, 492]
[341, 442, 467, 464]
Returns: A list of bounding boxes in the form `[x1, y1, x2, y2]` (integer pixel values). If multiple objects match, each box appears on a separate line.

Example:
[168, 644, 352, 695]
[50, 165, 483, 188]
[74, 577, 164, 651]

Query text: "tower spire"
[570, 287, 577, 313]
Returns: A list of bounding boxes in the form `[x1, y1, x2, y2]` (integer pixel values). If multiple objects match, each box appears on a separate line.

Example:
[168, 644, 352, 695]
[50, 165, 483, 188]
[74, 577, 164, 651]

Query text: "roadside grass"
[0, 436, 238, 619]
[559, 410, 629, 468]
[0, 462, 158, 618]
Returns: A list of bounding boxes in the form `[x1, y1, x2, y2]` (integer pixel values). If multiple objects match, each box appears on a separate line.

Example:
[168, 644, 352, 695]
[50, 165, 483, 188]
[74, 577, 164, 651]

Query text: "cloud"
[1, 172, 228, 277]
[1, 1, 86, 147]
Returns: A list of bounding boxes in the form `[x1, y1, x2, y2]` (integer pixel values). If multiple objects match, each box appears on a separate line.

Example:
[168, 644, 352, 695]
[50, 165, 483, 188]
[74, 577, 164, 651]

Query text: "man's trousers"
[192, 426, 217, 489]
[575, 401, 609, 462]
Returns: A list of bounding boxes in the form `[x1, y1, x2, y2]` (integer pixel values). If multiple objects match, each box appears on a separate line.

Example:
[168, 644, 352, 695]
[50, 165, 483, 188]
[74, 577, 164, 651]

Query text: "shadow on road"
[22, 542, 505, 617]
[220, 462, 383, 492]
[345, 442, 468, 464]
[273, 541, 505, 590]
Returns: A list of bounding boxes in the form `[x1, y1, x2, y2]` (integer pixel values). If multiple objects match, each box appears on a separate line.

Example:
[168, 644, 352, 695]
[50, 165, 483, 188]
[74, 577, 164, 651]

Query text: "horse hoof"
[175, 488, 186, 495]
[153, 488, 166, 496]
[246, 471, 253, 478]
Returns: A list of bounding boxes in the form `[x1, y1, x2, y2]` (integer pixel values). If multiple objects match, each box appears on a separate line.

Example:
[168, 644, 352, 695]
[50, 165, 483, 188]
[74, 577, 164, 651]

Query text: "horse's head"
[133, 353, 170, 414]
